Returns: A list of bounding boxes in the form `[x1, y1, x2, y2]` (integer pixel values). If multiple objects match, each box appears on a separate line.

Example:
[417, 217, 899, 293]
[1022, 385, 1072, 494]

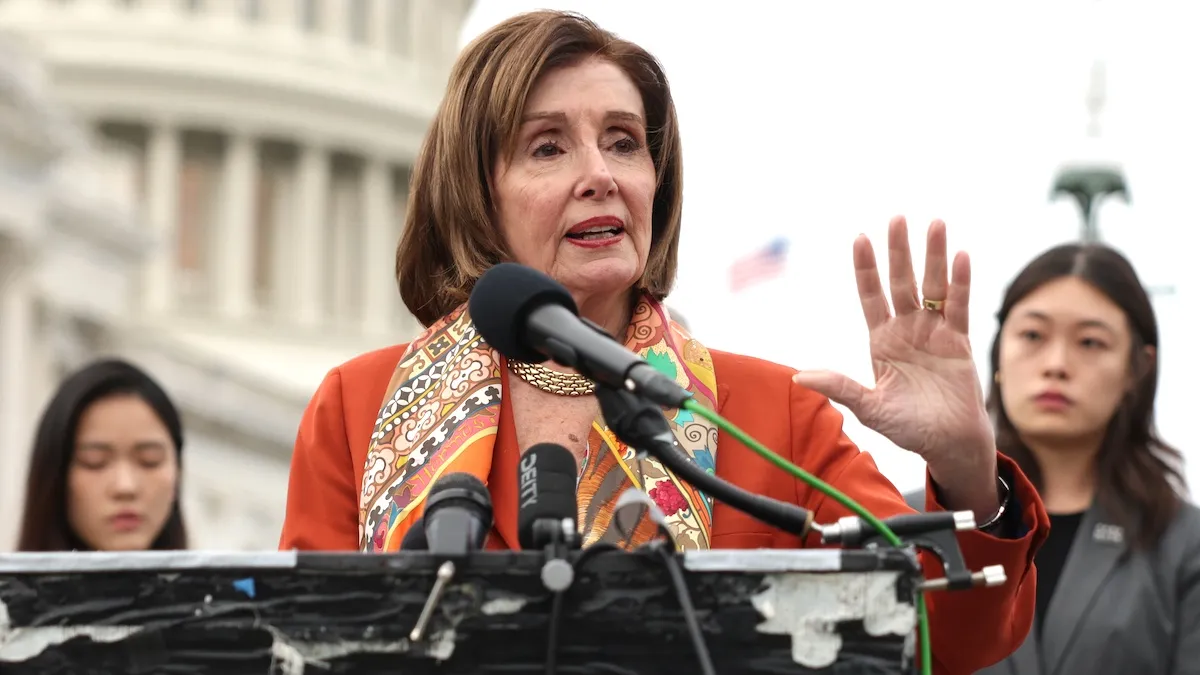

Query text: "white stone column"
[268, 164, 294, 318]
[293, 144, 329, 327]
[361, 158, 394, 335]
[318, 0, 347, 41]
[0, 259, 35, 551]
[410, 0, 457, 66]
[262, 0, 297, 28]
[206, 0, 241, 21]
[73, 0, 110, 15]
[409, 0, 434, 63]
[392, 167, 414, 335]
[215, 132, 258, 320]
[143, 122, 181, 315]
[366, 0, 390, 54]
[437, 3, 457, 64]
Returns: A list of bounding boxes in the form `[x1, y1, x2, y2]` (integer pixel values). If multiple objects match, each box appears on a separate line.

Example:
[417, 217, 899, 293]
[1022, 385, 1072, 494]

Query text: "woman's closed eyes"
[73, 443, 169, 470]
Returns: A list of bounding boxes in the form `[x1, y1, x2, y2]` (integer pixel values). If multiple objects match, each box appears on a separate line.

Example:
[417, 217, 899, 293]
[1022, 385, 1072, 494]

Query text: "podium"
[0, 547, 921, 674]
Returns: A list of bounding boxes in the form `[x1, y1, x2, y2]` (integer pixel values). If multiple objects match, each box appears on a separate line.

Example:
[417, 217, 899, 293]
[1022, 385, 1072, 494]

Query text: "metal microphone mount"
[529, 517, 580, 593]
[819, 511, 1006, 592]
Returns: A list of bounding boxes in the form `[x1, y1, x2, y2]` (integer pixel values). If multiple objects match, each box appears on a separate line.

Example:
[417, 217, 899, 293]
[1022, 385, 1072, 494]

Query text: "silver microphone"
[612, 487, 678, 551]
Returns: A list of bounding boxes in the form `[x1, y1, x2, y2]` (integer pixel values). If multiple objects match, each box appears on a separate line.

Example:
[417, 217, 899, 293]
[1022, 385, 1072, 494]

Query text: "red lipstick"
[565, 216, 625, 248]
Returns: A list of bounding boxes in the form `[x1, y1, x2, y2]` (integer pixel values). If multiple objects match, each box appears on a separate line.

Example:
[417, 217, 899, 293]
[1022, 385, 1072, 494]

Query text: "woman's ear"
[1128, 344, 1157, 390]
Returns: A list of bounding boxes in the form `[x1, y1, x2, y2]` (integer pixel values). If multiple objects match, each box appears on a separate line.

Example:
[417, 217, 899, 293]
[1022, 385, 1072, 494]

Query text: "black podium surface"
[0, 548, 920, 674]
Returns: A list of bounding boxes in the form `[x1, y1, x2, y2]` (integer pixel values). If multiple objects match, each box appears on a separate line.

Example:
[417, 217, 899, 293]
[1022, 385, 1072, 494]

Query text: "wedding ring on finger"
[922, 297, 946, 312]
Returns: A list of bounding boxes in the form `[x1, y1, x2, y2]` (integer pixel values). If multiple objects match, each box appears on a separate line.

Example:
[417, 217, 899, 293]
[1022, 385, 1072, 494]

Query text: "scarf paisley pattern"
[358, 295, 719, 553]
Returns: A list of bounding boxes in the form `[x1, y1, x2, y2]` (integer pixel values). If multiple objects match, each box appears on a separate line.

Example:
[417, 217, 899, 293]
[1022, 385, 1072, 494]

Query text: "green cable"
[681, 398, 933, 675]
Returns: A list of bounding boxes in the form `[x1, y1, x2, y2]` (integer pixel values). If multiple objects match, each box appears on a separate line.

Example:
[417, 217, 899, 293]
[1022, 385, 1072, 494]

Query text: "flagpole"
[1050, 59, 1128, 244]
[1047, 2, 1174, 299]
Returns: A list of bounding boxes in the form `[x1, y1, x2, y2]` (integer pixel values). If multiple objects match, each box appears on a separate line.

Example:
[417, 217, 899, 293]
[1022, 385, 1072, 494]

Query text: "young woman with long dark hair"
[17, 359, 188, 552]
[976, 243, 1200, 674]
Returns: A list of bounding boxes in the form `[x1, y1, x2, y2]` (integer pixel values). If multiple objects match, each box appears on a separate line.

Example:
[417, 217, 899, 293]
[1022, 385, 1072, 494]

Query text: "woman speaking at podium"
[280, 10, 1049, 673]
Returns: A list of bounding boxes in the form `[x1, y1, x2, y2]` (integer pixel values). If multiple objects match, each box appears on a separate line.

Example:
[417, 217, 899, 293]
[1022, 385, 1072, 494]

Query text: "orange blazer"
[281, 343, 1049, 674]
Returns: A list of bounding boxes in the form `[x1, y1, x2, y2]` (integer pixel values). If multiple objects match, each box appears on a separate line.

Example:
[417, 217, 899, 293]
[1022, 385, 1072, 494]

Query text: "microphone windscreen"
[400, 517, 428, 550]
[425, 472, 494, 526]
[468, 263, 578, 363]
[517, 443, 579, 550]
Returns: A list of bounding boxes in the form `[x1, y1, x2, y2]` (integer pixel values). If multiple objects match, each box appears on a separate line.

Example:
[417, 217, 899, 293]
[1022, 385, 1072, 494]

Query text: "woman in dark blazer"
[921, 243, 1200, 674]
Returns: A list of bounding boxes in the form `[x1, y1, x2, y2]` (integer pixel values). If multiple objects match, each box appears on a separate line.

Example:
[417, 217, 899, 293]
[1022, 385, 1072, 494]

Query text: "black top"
[1035, 511, 1086, 634]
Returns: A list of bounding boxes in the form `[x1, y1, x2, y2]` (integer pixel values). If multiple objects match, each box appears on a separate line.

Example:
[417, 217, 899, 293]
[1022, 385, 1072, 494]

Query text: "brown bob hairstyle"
[395, 10, 684, 327]
[987, 243, 1183, 550]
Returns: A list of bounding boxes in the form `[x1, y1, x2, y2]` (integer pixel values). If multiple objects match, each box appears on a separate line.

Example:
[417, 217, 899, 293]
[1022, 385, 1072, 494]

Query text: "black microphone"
[595, 383, 814, 538]
[408, 473, 493, 643]
[423, 472, 493, 557]
[516, 443, 580, 675]
[469, 263, 692, 408]
[518, 443, 581, 551]
[400, 517, 428, 550]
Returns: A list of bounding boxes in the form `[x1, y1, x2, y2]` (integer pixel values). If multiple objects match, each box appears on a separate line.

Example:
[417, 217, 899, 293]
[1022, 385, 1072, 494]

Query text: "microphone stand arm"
[821, 512, 1005, 592]
[572, 316, 694, 408]
[595, 383, 1005, 594]
[595, 384, 814, 538]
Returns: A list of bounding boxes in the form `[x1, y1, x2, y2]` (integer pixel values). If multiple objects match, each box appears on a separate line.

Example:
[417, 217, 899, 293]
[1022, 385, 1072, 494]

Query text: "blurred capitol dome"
[0, 0, 474, 550]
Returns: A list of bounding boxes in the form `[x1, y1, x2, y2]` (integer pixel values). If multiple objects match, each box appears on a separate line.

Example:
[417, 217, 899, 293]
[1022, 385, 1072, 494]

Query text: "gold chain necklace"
[508, 360, 595, 397]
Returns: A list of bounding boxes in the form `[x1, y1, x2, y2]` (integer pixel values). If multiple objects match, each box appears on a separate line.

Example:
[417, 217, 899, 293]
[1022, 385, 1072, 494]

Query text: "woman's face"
[66, 394, 179, 551]
[492, 56, 656, 303]
[997, 276, 1140, 449]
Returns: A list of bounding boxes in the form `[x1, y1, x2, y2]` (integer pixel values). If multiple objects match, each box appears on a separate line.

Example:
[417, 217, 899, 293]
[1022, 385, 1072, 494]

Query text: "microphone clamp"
[819, 510, 977, 546]
[821, 510, 1008, 592]
[531, 517, 579, 593]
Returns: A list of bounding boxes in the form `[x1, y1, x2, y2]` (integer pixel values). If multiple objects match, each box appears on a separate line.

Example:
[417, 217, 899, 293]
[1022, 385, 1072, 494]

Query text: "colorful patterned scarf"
[358, 295, 720, 553]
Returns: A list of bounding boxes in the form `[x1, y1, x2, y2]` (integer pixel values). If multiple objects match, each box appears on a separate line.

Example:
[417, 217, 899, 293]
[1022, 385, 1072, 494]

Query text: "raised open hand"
[793, 217, 997, 512]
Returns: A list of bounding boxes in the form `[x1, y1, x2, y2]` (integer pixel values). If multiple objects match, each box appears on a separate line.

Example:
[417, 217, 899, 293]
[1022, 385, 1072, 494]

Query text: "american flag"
[729, 237, 789, 292]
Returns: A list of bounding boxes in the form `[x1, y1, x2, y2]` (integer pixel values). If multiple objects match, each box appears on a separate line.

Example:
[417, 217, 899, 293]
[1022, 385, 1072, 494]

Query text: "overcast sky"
[461, 1, 1200, 493]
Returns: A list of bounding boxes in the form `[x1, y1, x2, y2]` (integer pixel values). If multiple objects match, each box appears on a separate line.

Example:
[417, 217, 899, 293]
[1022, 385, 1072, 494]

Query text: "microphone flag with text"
[517, 442, 581, 552]
[517, 442, 580, 597]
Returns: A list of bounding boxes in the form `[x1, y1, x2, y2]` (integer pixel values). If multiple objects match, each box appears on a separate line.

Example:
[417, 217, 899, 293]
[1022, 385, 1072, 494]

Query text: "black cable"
[574, 541, 620, 567]
[545, 590, 564, 675]
[544, 542, 716, 674]
[648, 430, 811, 535]
[537, 543, 625, 674]
[656, 545, 716, 675]
[543, 543, 620, 674]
